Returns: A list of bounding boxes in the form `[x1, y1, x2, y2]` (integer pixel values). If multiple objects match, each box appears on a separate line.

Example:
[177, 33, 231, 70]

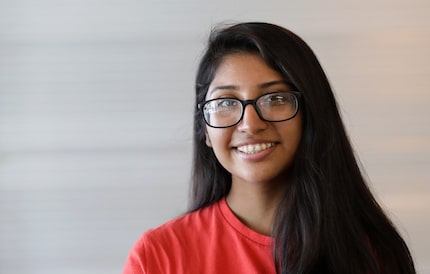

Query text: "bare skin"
[226, 179, 287, 235]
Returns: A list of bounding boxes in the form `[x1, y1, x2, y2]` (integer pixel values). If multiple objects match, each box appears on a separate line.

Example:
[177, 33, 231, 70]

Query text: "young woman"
[123, 22, 415, 274]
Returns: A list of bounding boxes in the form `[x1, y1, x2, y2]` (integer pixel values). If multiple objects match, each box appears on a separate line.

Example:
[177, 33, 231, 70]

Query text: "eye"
[203, 98, 239, 114]
[261, 93, 293, 106]
[269, 95, 287, 103]
[217, 99, 239, 108]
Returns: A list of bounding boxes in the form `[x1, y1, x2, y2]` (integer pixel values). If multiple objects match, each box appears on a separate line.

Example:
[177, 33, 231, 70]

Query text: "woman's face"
[205, 53, 303, 186]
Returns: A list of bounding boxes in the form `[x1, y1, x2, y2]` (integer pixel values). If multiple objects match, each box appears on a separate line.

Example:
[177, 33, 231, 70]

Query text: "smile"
[236, 143, 275, 154]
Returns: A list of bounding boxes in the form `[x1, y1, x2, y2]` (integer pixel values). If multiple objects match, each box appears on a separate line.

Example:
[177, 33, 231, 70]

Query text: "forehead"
[207, 53, 288, 98]
[212, 53, 282, 82]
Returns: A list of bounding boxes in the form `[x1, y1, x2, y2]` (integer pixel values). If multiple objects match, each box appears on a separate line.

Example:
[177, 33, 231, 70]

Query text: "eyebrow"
[259, 80, 289, 89]
[208, 80, 289, 96]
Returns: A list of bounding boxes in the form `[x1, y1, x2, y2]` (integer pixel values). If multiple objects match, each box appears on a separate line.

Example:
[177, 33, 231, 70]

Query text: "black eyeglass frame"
[197, 91, 302, 128]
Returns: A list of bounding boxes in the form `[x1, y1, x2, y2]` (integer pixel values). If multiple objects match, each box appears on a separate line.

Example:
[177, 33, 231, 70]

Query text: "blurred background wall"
[0, 0, 429, 273]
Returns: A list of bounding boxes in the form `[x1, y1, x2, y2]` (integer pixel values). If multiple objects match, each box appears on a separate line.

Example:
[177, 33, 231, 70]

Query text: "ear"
[205, 132, 212, 147]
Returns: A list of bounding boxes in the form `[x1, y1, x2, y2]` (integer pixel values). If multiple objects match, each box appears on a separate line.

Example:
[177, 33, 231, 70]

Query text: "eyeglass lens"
[202, 91, 299, 128]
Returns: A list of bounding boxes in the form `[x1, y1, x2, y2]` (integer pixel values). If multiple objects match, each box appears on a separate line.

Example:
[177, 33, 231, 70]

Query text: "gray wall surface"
[0, 0, 429, 273]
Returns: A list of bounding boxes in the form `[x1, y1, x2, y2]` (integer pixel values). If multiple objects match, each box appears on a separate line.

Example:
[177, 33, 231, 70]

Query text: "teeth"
[237, 143, 274, 154]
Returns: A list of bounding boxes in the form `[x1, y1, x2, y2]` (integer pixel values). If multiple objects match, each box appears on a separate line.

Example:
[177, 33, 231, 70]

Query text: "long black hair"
[190, 22, 415, 274]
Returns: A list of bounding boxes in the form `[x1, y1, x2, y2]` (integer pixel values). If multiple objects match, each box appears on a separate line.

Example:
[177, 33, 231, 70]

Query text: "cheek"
[206, 128, 232, 151]
[291, 120, 304, 152]
[292, 118, 303, 140]
[279, 116, 303, 149]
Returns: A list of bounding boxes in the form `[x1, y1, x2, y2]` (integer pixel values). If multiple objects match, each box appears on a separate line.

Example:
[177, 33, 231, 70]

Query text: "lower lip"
[234, 145, 276, 161]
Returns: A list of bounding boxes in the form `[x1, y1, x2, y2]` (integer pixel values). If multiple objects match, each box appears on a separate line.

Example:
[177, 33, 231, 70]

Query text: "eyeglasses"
[198, 91, 301, 128]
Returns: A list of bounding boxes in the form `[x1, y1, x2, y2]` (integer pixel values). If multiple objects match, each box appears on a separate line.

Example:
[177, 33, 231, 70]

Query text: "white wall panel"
[0, 0, 429, 273]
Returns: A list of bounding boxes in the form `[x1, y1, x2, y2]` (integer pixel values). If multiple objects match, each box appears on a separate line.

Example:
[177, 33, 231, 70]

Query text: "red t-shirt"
[123, 197, 276, 274]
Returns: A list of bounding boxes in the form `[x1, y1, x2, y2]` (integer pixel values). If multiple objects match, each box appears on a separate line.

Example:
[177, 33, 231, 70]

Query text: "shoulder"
[144, 201, 220, 244]
[123, 201, 221, 273]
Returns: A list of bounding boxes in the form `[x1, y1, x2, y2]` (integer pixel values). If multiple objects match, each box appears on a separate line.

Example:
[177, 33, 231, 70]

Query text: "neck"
[226, 179, 287, 236]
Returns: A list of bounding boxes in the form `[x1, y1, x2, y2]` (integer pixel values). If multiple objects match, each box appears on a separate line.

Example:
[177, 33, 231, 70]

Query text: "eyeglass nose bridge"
[238, 99, 266, 122]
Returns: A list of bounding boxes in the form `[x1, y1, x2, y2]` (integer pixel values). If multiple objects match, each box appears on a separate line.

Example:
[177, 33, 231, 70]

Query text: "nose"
[236, 104, 268, 134]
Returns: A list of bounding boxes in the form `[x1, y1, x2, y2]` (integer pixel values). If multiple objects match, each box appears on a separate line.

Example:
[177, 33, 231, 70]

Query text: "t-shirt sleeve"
[122, 234, 147, 274]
